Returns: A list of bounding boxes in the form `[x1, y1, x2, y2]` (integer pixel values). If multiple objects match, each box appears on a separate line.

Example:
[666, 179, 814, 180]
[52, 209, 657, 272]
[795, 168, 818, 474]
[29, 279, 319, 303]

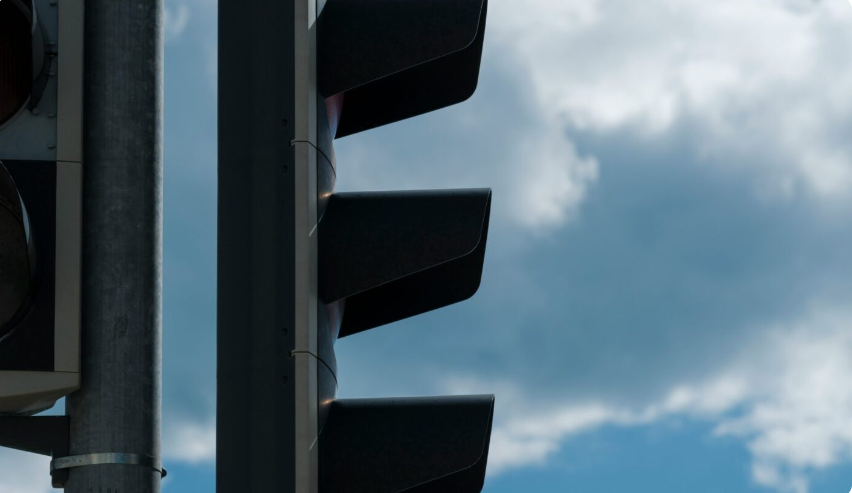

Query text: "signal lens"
[0, 1, 34, 126]
[0, 162, 34, 335]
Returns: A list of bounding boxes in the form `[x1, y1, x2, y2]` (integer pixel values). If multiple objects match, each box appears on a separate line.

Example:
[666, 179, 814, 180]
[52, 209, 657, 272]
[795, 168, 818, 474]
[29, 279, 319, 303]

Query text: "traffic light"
[0, 0, 83, 416]
[218, 0, 493, 490]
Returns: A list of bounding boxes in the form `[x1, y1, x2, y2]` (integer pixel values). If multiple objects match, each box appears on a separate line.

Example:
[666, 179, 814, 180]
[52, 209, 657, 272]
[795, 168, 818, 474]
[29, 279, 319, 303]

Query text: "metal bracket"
[291, 349, 338, 386]
[51, 453, 168, 478]
[0, 416, 70, 488]
[0, 418, 166, 488]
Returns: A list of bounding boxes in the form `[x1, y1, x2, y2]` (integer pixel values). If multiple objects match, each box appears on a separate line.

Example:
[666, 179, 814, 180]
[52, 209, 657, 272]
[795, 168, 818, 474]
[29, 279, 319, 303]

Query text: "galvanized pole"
[64, 0, 163, 492]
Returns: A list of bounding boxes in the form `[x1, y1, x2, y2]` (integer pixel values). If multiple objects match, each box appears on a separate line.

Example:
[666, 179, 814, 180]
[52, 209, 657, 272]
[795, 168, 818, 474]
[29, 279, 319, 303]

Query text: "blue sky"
[4, 1, 852, 492]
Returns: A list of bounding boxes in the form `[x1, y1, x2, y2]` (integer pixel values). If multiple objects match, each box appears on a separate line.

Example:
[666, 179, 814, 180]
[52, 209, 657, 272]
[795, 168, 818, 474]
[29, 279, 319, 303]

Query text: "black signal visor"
[318, 189, 491, 337]
[320, 395, 494, 493]
[318, 0, 488, 138]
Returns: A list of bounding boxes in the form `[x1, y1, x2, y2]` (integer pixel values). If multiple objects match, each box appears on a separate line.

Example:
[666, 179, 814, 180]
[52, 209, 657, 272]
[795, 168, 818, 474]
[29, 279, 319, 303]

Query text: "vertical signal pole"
[218, 0, 318, 491]
[64, 0, 164, 492]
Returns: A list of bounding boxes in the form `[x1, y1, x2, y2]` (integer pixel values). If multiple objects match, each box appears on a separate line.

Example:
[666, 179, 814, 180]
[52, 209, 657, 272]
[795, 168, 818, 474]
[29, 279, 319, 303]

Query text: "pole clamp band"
[50, 453, 168, 478]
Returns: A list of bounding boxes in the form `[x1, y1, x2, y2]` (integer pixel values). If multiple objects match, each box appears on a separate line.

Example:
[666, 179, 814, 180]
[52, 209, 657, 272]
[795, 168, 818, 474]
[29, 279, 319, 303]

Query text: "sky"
[3, 0, 852, 492]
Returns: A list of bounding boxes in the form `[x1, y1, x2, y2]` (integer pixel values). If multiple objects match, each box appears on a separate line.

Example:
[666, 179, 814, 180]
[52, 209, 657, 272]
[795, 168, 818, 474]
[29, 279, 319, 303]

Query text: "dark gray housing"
[0, 0, 83, 416]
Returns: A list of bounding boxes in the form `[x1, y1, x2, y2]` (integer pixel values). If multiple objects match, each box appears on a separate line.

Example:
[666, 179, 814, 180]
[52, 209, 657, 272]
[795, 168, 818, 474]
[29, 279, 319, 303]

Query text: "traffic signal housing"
[217, 0, 494, 490]
[0, 0, 83, 416]
[316, 0, 494, 490]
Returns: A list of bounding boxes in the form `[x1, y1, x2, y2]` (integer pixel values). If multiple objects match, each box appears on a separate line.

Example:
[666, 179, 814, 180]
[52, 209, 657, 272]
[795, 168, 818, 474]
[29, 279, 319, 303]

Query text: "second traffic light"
[217, 0, 493, 490]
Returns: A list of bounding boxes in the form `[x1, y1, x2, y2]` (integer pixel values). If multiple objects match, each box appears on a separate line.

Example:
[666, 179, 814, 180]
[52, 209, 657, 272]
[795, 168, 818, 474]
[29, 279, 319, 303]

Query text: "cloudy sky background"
[4, 0, 852, 492]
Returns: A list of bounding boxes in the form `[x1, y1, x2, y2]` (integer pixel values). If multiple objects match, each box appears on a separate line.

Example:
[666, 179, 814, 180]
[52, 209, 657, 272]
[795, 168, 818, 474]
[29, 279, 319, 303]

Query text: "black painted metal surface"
[319, 189, 491, 337]
[217, 0, 297, 490]
[0, 416, 68, 456]
[318, 0, 488, 137]
[320, 395, 494, 493]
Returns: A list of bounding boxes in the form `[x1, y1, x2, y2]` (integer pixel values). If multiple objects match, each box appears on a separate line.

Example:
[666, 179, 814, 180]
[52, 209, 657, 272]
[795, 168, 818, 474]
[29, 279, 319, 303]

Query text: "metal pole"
[64, 0, 163, 491]
[217, 0, 297, 489]
[218, 0, 318, 491]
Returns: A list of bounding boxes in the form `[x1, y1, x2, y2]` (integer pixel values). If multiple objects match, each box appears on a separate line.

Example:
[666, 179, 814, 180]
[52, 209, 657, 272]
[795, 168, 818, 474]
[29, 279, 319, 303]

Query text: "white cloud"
[335, 110, 600, 233]
[489, 0, 852, 201]
[446, 307, 852, 493]
[163, 417, 216, 464]
[489, 403, 636, 473]
[712, 312, 852, 492]
[164, 3, 191, 43]
[0, 448, 52, 493]
[509, 126, 599, 230]
[334, 69, 600, 233]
